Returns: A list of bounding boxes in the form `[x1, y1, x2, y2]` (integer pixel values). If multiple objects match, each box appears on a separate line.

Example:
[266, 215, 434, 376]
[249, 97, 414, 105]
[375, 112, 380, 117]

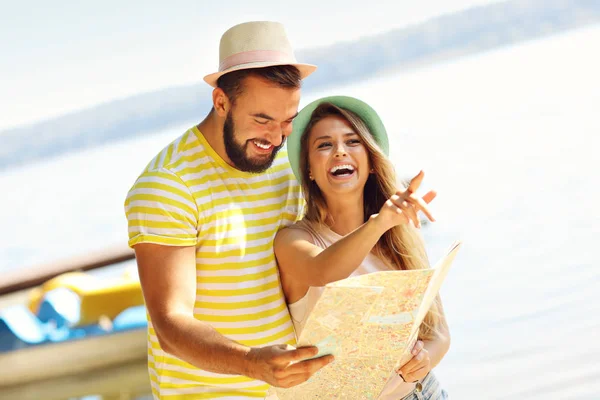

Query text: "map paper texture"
[275, 241, 461, 399]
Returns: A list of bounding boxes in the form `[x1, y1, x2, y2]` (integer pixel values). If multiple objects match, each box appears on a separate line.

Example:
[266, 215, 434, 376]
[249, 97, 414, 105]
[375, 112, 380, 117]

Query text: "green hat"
[287, 95, 389, 182]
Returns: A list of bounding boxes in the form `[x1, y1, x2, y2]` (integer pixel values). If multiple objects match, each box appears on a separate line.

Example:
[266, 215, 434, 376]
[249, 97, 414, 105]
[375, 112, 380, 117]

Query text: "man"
[124, 21, 333, 399]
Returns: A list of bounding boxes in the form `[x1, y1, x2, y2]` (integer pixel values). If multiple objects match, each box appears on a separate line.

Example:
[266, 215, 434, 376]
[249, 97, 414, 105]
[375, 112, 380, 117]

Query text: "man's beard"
[223, 111, 284, 173]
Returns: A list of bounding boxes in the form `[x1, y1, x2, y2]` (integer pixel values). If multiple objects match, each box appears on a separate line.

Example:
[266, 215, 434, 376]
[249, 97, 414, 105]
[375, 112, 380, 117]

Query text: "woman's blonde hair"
[298, 102, 444, 340]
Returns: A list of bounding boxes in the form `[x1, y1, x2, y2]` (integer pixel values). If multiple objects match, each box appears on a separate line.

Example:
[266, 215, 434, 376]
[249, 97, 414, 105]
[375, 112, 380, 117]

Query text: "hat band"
[219, 50, 295, 71]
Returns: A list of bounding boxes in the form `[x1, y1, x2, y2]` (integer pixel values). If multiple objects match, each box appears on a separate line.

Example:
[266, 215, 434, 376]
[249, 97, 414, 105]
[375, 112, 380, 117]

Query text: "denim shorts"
[399, 372, 448, 400]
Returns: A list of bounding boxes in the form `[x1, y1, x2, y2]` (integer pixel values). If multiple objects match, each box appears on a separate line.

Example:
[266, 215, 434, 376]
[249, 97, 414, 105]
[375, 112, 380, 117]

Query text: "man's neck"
[197, 111, 233, 166]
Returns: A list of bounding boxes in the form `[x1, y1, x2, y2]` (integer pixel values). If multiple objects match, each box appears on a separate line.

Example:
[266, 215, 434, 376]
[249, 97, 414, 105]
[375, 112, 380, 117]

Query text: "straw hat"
[203, 21, 317, 87]
[287, 96, 390, 182]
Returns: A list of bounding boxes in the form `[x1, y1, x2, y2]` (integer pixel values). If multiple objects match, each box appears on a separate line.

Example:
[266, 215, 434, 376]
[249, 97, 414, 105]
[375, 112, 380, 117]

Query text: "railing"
[0, 245, 136, 295]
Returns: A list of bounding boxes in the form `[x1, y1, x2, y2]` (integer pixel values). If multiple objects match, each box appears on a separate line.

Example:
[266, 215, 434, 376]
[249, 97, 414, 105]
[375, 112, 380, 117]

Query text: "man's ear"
[212, 88, 230, 117]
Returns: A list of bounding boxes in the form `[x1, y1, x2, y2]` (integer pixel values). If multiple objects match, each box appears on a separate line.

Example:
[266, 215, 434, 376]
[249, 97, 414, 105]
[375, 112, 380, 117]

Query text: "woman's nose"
[334, 144, 347, 157]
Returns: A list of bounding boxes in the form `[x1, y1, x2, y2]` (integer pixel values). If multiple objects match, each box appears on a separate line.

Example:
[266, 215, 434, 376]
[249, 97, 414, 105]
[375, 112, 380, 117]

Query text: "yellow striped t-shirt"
[124, 126, 303, 399]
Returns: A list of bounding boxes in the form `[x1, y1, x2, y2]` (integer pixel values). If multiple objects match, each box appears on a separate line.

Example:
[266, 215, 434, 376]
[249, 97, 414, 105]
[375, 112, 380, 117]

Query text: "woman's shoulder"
[277, 219, 315, 241]
[273, 221, 318, 268]
[288, 218, 315, 231]
[283, 218, 334, 250]
[276, 218, 328, 248]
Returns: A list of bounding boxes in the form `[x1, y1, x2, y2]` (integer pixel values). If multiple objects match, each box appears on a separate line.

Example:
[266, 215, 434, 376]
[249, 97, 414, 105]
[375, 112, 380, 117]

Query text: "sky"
[0, 0, 500, 130]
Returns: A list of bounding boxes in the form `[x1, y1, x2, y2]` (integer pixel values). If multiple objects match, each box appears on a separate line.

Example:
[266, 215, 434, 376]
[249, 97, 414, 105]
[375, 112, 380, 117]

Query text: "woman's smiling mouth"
[328, 164, 356, 178]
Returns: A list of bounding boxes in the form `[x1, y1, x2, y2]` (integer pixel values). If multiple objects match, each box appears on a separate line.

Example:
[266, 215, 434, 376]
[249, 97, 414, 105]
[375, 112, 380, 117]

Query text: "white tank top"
[285, 219, 416, 399]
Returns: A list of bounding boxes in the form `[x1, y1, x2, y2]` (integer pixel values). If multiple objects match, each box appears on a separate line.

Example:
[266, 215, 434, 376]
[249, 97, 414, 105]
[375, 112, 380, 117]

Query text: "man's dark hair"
[216, 65, 302, 105]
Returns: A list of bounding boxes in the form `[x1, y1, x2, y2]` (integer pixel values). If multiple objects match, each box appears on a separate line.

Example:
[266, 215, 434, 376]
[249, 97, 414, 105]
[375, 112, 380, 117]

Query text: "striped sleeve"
[296, 196, 307, 223]
[124, 167, 199, 247]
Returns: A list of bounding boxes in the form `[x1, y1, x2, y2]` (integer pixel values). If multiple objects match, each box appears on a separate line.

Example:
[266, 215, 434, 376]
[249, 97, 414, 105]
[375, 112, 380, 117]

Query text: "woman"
[275, 96, 450, 399]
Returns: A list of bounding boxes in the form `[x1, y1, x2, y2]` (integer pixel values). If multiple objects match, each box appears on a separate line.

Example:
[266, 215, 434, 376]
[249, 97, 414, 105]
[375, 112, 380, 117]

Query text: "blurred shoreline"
[1, 0, 598, 171]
